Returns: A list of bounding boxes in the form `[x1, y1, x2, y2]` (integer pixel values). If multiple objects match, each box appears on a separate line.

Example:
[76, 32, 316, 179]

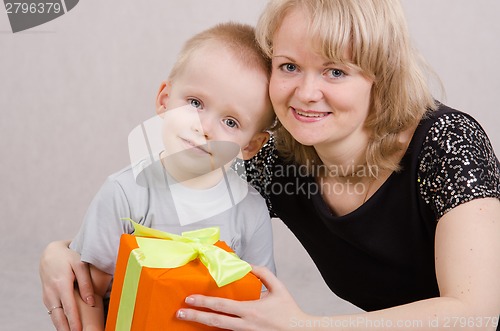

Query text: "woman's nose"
[295, 74, 323, 103]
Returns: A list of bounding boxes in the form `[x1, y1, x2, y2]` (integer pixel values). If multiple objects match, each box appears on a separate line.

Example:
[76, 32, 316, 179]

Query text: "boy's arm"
[74, 287, 104, 331]
[75, 266, 112, 331]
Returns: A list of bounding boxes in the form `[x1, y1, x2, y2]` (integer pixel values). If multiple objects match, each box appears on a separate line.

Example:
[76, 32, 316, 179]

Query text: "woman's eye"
[223, 118, 238, 128]
[327, 69, 345, 78]
[188, 98, 202, 109]
[280, 63, 297, 72]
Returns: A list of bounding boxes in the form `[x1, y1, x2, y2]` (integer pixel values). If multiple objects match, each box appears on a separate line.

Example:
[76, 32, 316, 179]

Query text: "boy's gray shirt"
[70, 159, 275, 277]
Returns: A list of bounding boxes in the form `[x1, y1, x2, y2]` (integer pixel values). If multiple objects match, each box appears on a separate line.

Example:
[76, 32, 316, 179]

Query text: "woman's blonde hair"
[256, 0, 438, 174]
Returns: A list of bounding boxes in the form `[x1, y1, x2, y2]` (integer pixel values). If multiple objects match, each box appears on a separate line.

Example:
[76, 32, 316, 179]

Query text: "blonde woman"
[177, 0, 500, 329]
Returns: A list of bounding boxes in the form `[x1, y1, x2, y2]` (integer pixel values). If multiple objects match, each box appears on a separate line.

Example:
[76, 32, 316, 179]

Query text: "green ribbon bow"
[115, 219, 252, 330]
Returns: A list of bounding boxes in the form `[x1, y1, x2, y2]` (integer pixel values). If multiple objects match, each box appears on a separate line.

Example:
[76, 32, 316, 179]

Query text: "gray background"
[1, 1, 499, 330]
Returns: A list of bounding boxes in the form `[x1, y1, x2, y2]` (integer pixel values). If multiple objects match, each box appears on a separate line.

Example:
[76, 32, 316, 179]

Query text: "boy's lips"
[290, 107, 331, 122]
[180, 138, 211, 155]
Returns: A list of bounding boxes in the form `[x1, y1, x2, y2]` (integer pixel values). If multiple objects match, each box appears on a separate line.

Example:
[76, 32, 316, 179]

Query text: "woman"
[41, 0, 500, 330]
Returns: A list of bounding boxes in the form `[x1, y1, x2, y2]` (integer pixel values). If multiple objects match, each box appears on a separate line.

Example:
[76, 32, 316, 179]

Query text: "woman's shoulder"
[415, 103, 500, 218]
[418, 103, 493, 155]
[409, 103, 488, 155]
[417, 103, 476, 135]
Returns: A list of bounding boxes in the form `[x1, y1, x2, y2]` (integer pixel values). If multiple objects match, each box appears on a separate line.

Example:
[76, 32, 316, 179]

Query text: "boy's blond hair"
[168, 22, 275, 130]
[256, 0, 438, 174]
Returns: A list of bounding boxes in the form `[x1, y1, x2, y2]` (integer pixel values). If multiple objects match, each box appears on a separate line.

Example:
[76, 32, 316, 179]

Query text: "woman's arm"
[177, 198, 500, 330]
[40, 240, 95, 331]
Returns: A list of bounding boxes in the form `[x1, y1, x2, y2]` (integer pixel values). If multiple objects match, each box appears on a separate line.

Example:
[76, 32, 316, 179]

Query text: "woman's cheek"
[269, 77, 292, 107]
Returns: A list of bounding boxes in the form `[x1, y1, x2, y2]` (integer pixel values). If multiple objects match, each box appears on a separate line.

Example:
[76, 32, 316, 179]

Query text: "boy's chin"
[165, 141, 241, 168]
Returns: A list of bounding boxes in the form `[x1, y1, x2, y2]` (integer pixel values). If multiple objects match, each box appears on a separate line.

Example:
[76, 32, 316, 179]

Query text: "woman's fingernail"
[177, 310, 186, 319]
[185, 296, 195, 304]
[86, 296, 95, 307]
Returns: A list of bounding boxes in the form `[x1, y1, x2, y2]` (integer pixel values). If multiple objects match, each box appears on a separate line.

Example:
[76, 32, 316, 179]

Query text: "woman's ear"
[155, 81, 172, 116]
[241, 132, 270, 160]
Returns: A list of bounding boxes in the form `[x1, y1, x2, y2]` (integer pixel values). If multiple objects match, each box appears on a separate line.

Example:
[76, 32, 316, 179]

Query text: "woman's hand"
[176, 265, 312, 331]
[39, 240, 94, 331]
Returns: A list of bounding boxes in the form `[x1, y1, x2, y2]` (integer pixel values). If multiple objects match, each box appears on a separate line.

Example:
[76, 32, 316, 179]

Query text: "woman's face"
[269, 9, 374, 154]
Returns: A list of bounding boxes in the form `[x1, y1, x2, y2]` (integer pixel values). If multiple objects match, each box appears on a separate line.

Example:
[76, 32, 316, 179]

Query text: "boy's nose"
[192, 113, 212, 139]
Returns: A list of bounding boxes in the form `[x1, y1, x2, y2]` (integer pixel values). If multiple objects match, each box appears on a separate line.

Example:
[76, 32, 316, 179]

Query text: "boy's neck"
[159, 151, 227, 190]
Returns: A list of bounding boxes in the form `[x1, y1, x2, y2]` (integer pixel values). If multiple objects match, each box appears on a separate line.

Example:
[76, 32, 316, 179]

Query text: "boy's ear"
[155, 81, 172, 116]
[241, 131, 270, 160]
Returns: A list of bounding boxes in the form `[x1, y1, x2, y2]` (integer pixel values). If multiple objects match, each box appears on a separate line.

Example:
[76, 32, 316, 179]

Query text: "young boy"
[70, 22, 276, 329]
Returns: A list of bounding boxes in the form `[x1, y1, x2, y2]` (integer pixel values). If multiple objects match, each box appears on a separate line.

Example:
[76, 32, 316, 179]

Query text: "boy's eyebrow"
[272, 55, 295, 62]
[230, 105, 252, 125]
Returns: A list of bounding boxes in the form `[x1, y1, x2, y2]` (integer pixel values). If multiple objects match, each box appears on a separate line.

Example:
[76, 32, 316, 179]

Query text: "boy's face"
[156, 45, 272, 179]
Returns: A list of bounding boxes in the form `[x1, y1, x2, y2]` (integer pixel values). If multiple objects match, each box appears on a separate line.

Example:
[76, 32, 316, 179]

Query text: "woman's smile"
[291, 107, 332, 122]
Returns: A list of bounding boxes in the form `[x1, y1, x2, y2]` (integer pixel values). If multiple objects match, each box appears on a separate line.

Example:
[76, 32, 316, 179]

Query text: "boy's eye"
[188, 98, 202, 109]
[280, 63, 297, 72]
[223, 118, 238, 128]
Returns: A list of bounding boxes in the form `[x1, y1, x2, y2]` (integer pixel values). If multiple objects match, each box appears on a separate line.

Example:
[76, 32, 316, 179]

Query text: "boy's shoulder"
[225, 169, 264, 197]
[106, 163, 136, 186]
[105, 158, 164, 191]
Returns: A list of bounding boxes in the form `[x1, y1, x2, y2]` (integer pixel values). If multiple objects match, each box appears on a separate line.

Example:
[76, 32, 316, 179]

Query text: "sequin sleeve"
[417, 112, 500, 219]
[243, 134, 278, 215]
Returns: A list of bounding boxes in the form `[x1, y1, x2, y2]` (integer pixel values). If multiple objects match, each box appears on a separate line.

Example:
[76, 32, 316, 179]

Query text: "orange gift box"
[105, 230, 262, 331]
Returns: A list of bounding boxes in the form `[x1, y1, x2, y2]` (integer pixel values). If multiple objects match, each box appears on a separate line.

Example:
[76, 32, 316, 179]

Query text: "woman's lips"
[291, 107, 331, 122]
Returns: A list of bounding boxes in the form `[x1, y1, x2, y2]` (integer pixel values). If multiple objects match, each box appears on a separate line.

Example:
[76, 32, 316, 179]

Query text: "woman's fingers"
[177, 305, 248, 331]
[250, 265, 285, 293]
[184, 295, 252, 317]
[43, 270, 82, 331]
[175, 266, 311, 331]
[72, 260, 95, 306]
[59, 286, 83, 331]
[40, 240, 89, 331]
[44, 286, 71, 331]
[176, 266, 302, 331]
[178, 290, 260, 331]
[49, 309, 70, 331]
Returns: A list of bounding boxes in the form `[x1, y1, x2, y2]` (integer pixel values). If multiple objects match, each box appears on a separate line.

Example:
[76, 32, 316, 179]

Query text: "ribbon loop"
[123, 218, 251, 287]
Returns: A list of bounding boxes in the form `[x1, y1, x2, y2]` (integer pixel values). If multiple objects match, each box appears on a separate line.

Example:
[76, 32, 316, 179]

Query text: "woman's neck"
[314, 134, 371, 180]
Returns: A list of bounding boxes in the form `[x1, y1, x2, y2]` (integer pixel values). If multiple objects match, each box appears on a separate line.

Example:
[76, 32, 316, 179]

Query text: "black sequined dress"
[244, 103, 500, 311]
